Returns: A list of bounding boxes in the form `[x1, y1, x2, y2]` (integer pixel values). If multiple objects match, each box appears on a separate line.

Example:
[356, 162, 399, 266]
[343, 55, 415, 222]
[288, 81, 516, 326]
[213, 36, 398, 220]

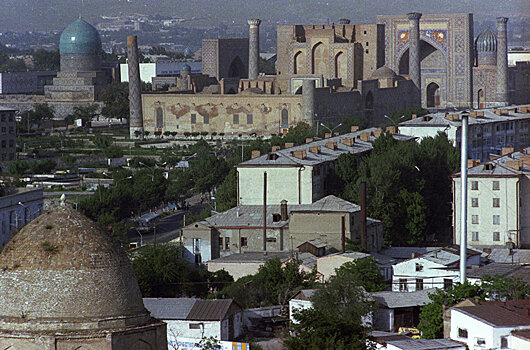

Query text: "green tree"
[285, 267, 374, 350]
[130, 243, 210, 297]
[7, 160, 29, 175]
[69, 105, 98, 128]
[93, 134, 113, 149]
[189, 152, 229, 194]
[100, 82, 130, 120]
[214, 168, 237, 212]
[284, 122, 313, 145]
[220, 258, 317, 308]
[481, 275, 530, 301]
[32, 49, 60, 71]
[334, 257, 386, 292]
[399, 189, 428, 245]
[103, 145, 124, 159]
[418, 282, 487, 339]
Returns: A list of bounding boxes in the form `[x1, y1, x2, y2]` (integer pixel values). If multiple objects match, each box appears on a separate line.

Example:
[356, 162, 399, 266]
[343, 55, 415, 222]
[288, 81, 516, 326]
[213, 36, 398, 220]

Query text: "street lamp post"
[319, 122, 342, 136]
[382, 114, 405, 127]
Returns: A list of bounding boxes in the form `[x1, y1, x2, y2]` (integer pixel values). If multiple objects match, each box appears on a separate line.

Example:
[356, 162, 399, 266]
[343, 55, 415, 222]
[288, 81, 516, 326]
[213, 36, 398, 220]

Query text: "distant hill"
[0, 0, 528, 32]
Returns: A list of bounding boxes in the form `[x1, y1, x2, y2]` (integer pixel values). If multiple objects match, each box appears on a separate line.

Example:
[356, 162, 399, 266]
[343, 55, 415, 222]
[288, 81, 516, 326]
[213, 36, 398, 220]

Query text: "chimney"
[324, 132, 331, 139]
[351, 126, 360, 132]
[284, 142, 295, 149]
[502, 146, 514, 156]
[333, 132, 339, 136]
[325, 141, 338, 150]
[411, 114, 418, 119]
[467, 159, 480, 168]
[521, 155, 530, 166]
[342, 137, 355, 147]
[372, 129, 383, 138]
[309, 145, 321, 154]
[386, 126, 397, 134]
[251, 150, 261, 159]
[341, 216, 346, 253]
[305, 138, 314, 144]
[291, 149, 307, 159]
[280, 199, 288, 221]
[359, 132, 370, 142]
[360, 181, 367, 251]
[271, 145, 281, 152]
[489, 154, 501, 161]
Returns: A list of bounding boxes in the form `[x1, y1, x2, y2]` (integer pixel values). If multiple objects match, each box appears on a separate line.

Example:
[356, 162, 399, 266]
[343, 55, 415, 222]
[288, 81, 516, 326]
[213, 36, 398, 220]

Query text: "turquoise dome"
[59, 18, 102, 54]
[181, 63, 191, 72]
[476, 29, 497, 52]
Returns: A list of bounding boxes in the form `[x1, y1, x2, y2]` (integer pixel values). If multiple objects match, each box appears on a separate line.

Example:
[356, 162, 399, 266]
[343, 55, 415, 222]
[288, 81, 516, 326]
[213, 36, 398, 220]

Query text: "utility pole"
[460, 113, 469, 283]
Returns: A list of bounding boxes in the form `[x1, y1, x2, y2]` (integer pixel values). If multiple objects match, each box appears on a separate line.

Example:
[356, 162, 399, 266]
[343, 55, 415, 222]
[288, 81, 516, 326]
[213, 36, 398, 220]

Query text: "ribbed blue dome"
[476, 29, 497, 53]
[59, 18, 102, 54]
[181, 63, 191, 72]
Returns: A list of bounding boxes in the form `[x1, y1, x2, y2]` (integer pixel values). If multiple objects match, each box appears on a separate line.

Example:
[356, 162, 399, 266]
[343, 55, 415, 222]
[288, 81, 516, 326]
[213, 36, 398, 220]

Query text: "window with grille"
[458, 328, 468, 338]
[471, 181, 478, 190]
[493, 215, 500, 225]
[471, 198, 479, 207]
[399, 278, 407, 292]
[492, 181, 500, 190]
[472, 215, 479, 224]
[472, 231, 479, 241]
[493, 198, 500, 207]
[233, 114, 239, 124]
[416, 278, 424, 291]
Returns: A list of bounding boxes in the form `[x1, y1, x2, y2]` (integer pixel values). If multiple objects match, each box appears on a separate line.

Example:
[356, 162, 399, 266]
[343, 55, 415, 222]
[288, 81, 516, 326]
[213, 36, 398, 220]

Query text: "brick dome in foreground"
[0, 205, 148, 331]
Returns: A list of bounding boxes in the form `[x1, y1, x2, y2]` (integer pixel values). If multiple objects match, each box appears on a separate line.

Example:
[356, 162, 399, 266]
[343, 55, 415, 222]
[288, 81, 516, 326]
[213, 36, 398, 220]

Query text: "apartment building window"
[471, 181, 478, 190]
[189, 323, 201, 329]
[365, 49, 369, 54]
[1, 127, 5, 134]
[247, 114, 253, 124]
[475, 338, 486, 347]
[492, 180, 500, 190]
[225, 237, 230, 250]
[444, 278, 453, 290]
[218, 237, 223, 250]
[190, 113, 196, 124]
[415, 263, 423, 272]
[493, 215, 500, 225]
[233, 114, 239, 124]
[266, 237, 277, 243]
[472, 231, 479, 241]
[399, 278, 407, 292]
[203, 115, 209, 124]
[493, 232, 500, 241]
[240, 237, 248, 247]
[493, 198, 500, 208]
[458, 328, 468, 338]
[1, 140, 5, 148]
[471, 215, 479, 224]
[471, 198, 479, 207]
[416, 278, 424, 291]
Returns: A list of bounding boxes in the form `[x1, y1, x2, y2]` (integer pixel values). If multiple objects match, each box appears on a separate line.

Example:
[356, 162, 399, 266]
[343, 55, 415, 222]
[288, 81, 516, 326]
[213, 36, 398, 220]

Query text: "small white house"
[143, 298, 244, 347]
[392, 246, 482, 292]
[289, 289, 316, 324]
[450, 300, 530, 350]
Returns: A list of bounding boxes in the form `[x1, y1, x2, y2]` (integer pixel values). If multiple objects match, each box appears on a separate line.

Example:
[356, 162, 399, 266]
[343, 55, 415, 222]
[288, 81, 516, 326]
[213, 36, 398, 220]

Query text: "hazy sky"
[0, 0, 528, 31]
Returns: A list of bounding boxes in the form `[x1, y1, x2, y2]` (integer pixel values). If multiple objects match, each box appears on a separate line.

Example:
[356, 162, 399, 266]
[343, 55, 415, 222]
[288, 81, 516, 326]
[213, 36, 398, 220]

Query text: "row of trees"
[334, 132, 459, 245]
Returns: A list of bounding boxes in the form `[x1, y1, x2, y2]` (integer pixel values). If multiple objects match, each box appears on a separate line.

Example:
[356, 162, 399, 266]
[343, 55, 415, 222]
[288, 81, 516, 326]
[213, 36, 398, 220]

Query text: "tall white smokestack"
[459, 113, 469, 283]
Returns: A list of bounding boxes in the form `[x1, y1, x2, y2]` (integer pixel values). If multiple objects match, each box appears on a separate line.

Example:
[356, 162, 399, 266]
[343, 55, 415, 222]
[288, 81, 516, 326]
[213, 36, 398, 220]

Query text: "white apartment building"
[450, 301, 530, 350]
[236, 128, 414, 205]
[391, 246, 482, 292]
[453, 147, 530, 248]
[0, 106, 16, 163]
[399, 105, 530, 161]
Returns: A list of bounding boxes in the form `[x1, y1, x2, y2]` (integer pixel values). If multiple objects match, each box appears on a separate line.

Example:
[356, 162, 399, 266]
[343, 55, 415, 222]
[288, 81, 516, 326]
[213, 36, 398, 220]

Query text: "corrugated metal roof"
[186, 299, 238, 321]
[384, 338, 466, 349]
[143, 297, 196, 320]
[487, 248, 530, 264]
[371, 289, 434, 308]
[238, 128, 414, 167]
[466, 263, 530, 283]
[200, 195, 362, 229]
